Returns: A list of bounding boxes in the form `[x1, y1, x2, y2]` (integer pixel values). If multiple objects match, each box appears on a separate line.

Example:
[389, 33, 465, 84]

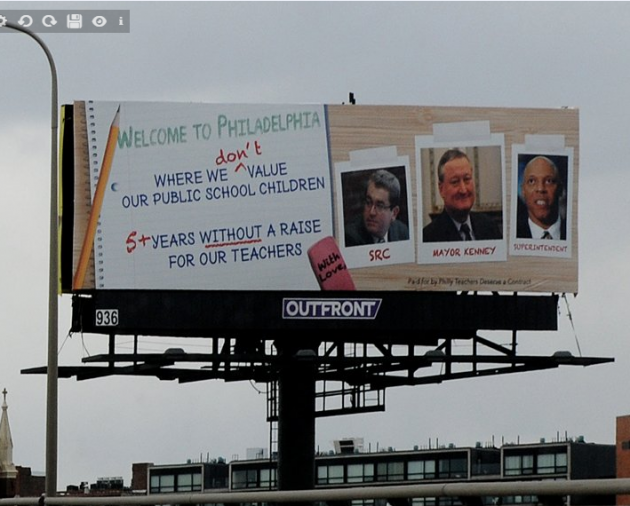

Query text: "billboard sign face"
[67, 102, 578, 294]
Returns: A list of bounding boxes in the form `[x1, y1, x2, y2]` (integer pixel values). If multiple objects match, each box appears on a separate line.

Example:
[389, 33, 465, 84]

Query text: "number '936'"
[95, 309, 119, 326]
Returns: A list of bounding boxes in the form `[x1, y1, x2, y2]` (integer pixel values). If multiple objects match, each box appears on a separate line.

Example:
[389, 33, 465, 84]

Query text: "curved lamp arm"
[2, 21, 59, 498]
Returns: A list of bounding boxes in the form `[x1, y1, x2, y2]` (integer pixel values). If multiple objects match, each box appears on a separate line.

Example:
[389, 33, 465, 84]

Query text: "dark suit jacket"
[516, 209, 566, 240]
[422, 210, 502, 243]
[345, 215, 409, 247]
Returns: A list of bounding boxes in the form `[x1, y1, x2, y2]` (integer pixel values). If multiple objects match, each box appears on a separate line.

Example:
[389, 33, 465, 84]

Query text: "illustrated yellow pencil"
[73, 105, 120, 290]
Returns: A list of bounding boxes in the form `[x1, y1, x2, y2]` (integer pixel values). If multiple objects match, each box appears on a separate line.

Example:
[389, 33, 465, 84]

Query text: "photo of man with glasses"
[344, 169, 410, 247]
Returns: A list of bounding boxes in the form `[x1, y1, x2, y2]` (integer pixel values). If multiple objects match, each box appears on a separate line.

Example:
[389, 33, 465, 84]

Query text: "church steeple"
[0, 388, 17, 497]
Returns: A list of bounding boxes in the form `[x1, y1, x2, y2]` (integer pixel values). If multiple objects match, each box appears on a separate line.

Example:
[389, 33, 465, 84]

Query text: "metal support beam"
[2, 478, 630, 506]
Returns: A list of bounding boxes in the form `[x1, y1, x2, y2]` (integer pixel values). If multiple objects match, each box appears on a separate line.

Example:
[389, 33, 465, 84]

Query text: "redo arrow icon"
[42, 15, 57, 27]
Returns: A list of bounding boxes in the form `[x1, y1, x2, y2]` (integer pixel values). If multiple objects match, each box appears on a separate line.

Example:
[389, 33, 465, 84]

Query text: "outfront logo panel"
[282, 298, 382, 320]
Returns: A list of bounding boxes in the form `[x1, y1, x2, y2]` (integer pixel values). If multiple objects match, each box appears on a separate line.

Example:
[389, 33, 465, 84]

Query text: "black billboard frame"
[70, 290, 559, 342]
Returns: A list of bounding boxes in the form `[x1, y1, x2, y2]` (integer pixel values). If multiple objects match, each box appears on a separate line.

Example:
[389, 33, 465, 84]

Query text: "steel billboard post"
[276, 341, 318, 505]
[1, 21, 59, 497]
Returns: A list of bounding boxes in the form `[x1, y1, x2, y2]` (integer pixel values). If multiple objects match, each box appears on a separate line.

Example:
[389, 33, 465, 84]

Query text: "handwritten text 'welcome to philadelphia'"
[116, 109, 325, 209]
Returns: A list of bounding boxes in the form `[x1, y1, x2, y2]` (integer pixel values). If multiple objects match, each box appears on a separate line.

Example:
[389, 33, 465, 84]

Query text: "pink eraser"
[307, 236, 356, 291]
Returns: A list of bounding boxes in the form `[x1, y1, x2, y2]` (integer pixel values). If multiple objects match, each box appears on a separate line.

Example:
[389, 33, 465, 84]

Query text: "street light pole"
[2, 21, 59, 497]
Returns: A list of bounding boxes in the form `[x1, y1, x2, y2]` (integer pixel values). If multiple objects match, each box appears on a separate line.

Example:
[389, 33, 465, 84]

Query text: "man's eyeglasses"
[364, 197, 393, 213]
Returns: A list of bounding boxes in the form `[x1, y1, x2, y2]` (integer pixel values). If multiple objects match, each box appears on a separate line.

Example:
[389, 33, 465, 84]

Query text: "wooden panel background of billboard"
[70, 102, 578, 293]
[72, 101, 96, 290]
[326, 104, 578, 294]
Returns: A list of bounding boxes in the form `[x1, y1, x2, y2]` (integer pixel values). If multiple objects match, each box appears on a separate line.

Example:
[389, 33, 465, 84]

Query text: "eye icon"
[92, 16, 107, 27]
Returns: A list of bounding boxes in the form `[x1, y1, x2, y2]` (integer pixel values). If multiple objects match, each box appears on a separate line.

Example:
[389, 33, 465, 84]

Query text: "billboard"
[64, 101, 578, 294]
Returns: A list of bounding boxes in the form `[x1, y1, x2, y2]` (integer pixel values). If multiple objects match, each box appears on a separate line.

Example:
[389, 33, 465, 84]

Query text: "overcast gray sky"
[1, 0, 629, 490]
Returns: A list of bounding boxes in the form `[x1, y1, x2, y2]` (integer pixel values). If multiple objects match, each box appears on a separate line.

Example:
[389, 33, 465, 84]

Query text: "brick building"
[227, 438, 616, 505]
[15, 466, 45, 497]
[617, 415, 630, 505]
